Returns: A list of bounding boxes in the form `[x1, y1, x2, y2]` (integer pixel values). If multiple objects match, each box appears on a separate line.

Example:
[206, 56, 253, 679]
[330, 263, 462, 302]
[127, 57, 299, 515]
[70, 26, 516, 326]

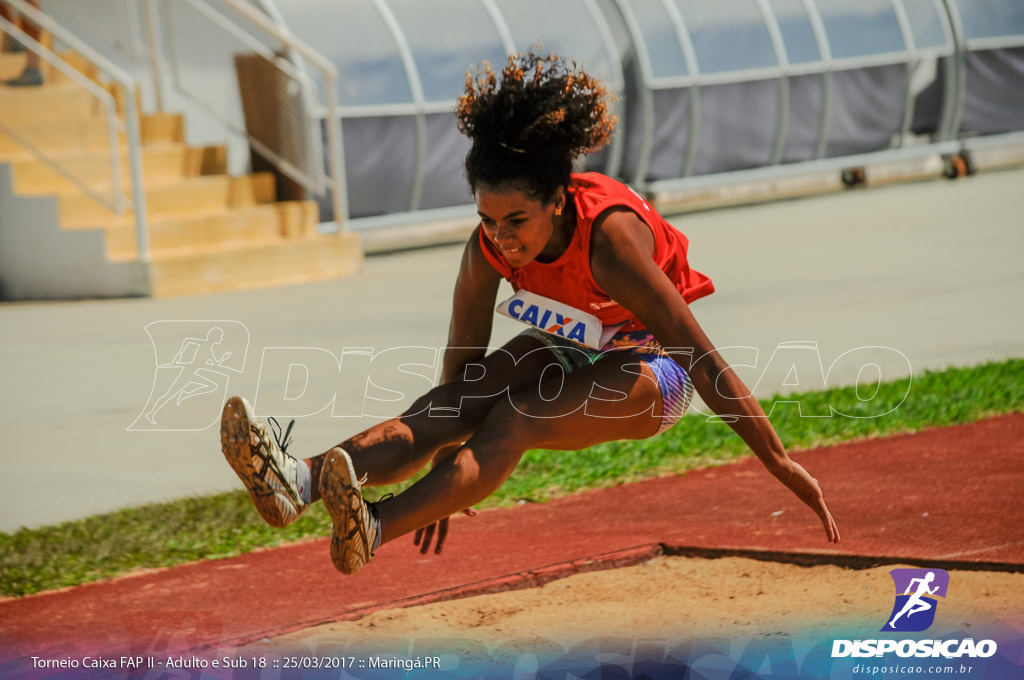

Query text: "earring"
[554, 205, 563, 216]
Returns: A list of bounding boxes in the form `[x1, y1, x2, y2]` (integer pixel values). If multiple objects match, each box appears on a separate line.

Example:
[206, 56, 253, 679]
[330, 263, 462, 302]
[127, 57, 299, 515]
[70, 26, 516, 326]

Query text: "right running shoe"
[220, 396, 308, 528]
[320, 447, 380, 575]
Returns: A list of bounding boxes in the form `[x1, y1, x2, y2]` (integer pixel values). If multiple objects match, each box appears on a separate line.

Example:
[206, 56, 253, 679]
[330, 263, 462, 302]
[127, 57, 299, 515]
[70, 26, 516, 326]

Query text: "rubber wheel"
[944, 155, 967, 179]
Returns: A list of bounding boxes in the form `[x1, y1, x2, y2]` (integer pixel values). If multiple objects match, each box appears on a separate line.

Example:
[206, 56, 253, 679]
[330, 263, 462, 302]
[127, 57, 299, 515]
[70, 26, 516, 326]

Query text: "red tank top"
[479, 172, 714, 331]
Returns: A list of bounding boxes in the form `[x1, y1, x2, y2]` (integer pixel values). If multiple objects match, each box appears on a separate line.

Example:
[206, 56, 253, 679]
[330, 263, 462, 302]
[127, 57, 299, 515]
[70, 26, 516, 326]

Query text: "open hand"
[783, 461, 840, 543]
[813, 491, 840, 544]
[413, 508, 477, 555]
[412, 444, 479, 554]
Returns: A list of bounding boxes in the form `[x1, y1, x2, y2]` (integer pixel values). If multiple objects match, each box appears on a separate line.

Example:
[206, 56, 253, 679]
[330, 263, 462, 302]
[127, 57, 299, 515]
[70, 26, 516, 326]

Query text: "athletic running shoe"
[220, 396, 308, 528]
[320, 447, 381, 574]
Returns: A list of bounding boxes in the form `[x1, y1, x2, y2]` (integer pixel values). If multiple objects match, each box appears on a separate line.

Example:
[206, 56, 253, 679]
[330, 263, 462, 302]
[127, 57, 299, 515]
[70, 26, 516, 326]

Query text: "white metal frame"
[943, 0, 1024, 160]
[311, 0, 629, 220]
[608, 0, 970, 196]
[183, 0, 1024, 227]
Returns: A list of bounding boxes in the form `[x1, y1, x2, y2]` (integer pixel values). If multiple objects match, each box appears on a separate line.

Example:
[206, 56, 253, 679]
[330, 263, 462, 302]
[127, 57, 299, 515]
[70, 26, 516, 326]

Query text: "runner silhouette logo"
[130, 321, 249, 431]
[882, 568, 950, 632]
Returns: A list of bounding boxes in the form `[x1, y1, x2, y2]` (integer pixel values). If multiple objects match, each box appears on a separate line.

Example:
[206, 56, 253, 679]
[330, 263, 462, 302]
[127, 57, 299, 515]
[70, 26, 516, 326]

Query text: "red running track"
[1, 414, 1021, 660]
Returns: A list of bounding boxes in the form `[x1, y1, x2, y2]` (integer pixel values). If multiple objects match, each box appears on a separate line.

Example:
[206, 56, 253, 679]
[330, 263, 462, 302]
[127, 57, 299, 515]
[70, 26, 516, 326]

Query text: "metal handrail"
[161, 0, 322, 190]
[0, 17, 121, 212]
[3, 0, 150, 261]
[147, 0, 348, 230]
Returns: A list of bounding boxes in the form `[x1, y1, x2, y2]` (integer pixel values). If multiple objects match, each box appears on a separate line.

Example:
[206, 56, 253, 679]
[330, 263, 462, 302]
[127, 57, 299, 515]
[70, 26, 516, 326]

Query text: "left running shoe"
[320, 447, 381, 574]
[220, 396, 308, 528]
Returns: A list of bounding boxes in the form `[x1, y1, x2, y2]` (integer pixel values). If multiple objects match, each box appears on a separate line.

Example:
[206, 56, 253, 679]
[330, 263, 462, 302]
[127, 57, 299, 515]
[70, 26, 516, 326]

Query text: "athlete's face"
[475, 182, 566, 267]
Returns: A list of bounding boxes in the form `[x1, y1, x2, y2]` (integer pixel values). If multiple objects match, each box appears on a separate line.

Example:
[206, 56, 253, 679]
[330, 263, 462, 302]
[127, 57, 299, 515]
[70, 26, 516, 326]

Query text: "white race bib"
[496, 289, 625, 349]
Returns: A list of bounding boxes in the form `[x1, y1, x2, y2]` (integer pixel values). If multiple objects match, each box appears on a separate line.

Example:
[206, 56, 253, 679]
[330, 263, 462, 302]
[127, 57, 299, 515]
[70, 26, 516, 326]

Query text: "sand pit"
[258, 556, 1023, 654]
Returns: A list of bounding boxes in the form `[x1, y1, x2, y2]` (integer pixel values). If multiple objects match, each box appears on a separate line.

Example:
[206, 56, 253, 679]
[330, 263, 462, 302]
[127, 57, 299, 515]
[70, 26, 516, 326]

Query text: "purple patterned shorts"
[521, 328, 694, 436]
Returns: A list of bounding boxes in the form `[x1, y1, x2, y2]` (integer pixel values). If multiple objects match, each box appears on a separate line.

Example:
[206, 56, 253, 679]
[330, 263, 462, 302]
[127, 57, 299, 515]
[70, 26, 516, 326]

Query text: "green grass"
[2, 358, 1021, 597]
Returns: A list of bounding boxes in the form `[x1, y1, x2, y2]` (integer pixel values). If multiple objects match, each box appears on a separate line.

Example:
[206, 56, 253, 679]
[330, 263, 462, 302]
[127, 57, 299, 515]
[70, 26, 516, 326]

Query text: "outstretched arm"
[414, 228, 502, 554]
[590, 208, 839, 543]
[440, 227, 503, 384]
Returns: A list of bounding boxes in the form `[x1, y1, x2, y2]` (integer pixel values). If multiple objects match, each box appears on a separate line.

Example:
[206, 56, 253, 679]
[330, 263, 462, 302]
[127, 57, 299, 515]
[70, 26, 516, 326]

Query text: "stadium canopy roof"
[266, 0, 625, 219]
[260, 0, 1023, 220]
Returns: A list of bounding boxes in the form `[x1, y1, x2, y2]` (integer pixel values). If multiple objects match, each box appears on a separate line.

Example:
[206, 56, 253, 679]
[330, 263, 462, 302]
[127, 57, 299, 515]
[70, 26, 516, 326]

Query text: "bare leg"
[305, 333, 560, 502]
[219, 335, 560, 531]
[374, 353, 663, 543]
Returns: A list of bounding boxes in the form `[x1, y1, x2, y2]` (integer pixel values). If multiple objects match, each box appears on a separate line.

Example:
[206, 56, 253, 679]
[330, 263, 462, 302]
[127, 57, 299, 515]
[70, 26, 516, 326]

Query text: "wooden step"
[146, 231, 362, 297]
[141, 113, 185, 146]
[0, 52, 27, 80]
[0, 118, 118, 158]
[0, 84, 105, 124]
[45, 50, 100, 86]
[0, 113, 185, 159]
[104, 200, 319, 259]
[59, 173, 277, 228]
[10, 144, 227, 194]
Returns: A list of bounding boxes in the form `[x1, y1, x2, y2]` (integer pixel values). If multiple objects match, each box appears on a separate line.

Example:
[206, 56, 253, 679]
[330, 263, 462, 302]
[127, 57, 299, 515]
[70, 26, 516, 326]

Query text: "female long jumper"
[220, 51, 840, 575]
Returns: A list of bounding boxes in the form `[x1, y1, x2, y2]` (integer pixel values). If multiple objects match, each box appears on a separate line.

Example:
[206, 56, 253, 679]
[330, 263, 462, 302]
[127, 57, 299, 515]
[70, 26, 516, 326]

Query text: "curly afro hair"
[455, 50, 616, 204]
